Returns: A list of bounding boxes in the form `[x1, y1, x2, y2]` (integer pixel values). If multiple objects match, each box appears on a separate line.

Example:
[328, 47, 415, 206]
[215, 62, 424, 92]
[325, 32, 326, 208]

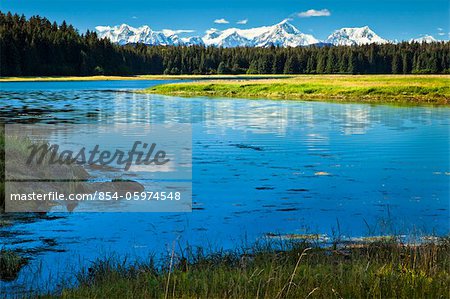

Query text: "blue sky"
[2, 0, 449, 41]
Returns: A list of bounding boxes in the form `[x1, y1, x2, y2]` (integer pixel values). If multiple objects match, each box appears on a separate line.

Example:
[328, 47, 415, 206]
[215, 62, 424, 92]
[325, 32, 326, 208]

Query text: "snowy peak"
[202, 21, 319, 48]
[216, 31, 253, 47]
[272, 20, 301, 35]
[203, 29, 251, 47]
[410, 35, 438, 43]
[96, 24, 181, 46]
[325, 26, 388, 46]
[256, 21, 318, 47]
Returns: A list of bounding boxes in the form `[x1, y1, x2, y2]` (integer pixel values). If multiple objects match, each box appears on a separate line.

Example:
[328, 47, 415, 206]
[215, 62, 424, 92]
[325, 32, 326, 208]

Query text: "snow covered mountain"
[96, 22, 439, 47]
[256, 20, 319, 47]
[202, 20, 319, 47]
[203, 29, 253, 47]
[325, 26, 388, 46]
[95, 24, 178, 46]
[410, 35, 438, 43]
[96, 21, 319, 47]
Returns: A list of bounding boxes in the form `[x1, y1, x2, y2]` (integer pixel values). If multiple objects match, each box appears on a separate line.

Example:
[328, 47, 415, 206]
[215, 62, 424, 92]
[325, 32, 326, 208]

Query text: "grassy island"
[143, 75, 450, 105]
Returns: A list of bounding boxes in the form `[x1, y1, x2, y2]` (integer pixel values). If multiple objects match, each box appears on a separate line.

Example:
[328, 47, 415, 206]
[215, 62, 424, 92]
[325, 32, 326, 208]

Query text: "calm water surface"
[1, 80, 449, 293]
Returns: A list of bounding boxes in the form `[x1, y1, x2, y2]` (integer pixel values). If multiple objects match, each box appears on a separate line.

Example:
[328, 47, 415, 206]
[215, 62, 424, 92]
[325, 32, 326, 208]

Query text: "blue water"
[0, 80, 449, 294]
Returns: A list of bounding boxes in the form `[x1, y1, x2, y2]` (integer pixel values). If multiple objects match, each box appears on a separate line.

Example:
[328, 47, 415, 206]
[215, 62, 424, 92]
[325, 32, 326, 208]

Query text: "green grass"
[39, 238, 450, 299]
[142, 75, 450, 105]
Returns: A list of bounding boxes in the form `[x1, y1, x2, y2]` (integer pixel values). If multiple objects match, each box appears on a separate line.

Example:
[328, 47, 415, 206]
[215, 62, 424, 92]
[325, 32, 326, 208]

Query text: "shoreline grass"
[0, 249, 28, 282]
[39, 238, 450, 298]
[142, 75, 450, 105]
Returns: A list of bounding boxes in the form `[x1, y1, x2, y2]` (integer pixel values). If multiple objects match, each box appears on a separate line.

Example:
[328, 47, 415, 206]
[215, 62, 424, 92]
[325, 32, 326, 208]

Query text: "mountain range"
[95, 21, 440, 47]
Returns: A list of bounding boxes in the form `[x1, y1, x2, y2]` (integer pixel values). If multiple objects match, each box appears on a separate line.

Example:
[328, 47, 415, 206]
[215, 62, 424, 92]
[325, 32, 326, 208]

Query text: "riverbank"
[38, 237, 450, 298]
[0, 74, 292, 82]
[142, 75, 450, 105]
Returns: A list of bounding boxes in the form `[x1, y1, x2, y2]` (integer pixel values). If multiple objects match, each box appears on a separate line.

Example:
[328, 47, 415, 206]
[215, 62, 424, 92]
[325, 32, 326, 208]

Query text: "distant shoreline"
[2, 74, 449, 105]
[0, 74, 293, 82]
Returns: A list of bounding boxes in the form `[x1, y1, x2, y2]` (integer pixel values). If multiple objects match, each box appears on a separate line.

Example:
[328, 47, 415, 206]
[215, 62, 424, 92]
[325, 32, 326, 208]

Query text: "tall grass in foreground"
[40, 238, 450, 299]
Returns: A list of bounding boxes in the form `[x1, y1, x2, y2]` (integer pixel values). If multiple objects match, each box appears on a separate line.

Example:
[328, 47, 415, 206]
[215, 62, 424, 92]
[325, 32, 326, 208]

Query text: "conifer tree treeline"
[1, 12, 449, 76]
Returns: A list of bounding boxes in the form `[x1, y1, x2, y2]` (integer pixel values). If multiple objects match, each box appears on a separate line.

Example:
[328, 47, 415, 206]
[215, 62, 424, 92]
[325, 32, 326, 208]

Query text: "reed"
[0, 249, 28, 282]
[39, 237, 450, 298]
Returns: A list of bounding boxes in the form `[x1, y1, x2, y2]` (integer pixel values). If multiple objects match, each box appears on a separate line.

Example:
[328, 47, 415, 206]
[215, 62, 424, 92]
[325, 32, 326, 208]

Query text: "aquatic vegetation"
[0, 219, 12, 227]
[0, 249, 28, 281]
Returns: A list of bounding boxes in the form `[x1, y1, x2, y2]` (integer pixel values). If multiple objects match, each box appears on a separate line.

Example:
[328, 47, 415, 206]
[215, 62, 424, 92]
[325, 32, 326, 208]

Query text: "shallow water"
[0, 80, 449, 293]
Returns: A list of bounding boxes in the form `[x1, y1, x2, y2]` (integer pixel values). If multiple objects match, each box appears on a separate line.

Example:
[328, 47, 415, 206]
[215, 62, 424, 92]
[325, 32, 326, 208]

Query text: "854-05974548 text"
[9, 191, 183, 201]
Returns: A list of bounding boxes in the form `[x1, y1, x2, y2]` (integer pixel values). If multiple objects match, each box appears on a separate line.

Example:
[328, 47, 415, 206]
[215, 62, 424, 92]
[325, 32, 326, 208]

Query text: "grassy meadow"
[143, 75, 450, 105]
[38, 238, 450, 299]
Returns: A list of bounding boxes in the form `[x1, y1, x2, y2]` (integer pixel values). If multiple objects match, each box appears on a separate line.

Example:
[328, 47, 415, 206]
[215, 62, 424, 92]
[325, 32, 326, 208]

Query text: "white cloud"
[297, 9, 331, 18]
[214, 18, 229, 24]
[132, 16, 138, 19]
[237, 19, 248, 25]
[437, 27, 443, 31]
[438, 32, 445, 36]
[162, 29, 196, 36]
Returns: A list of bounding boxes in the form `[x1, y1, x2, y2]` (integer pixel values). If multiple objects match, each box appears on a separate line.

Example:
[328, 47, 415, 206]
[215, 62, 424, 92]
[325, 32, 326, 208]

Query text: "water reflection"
[1, 89, 448, 133]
